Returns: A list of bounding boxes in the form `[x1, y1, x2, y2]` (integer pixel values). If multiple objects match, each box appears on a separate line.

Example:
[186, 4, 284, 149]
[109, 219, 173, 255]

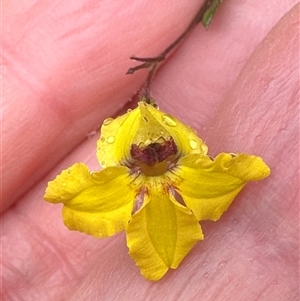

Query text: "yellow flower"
[44, 101, 270, 281]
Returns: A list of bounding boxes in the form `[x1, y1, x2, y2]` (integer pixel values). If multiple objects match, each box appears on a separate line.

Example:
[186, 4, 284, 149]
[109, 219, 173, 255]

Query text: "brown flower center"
[130, 137, 178, 176]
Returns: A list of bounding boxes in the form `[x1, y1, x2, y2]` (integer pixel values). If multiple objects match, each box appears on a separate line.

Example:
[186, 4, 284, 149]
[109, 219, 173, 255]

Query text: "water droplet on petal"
[62, 182, 67, 187]
[100, 160, 106, 168]
[103, 117, 114, 125]
[100, 136, 106, 143]
[149, 132, 161, 141]
[107, 136, 115, 143]
[189, 139, 198, 150]
[103, 169, 113, 176]
[127, 108, 132, 113]
[162, 114, 177, 127]
[67, 168, 72, 175]
[201, 144, 208, 154]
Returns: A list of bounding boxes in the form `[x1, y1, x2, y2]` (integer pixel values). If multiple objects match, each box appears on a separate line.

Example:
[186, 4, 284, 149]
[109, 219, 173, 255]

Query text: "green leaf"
[202, 0, 223, 29]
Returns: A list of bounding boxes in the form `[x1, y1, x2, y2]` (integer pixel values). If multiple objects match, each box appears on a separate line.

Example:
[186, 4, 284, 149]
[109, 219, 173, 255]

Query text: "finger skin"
[2, 0, 201, 211]
[2, 1, 299, 301]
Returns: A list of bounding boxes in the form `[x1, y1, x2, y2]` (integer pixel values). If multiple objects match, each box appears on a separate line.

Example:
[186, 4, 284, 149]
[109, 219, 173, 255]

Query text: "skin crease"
[1, 1, 299, 300]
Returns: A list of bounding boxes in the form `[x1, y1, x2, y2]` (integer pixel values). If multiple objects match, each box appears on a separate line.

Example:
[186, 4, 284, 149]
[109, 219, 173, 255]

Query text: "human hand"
[2, 1, 298, 300]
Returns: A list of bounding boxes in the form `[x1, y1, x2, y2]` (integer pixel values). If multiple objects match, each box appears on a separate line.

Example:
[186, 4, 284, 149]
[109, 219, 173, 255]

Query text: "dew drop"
[201, 144, 208, 154]
[162, 114, 177, 127]
[218, 261, 226, 269]
[85, 250, 92, 258]
[67, 168, 72, 175]
[127, 108, 132, 113]
[62, 182, 67, 187]
[103, 169, 113, 176]
[258, 272, 265, 278]
[189, 139, 198, 150]
[87, 130, 97, 138]
[100, 136, 106, 143]
[103, 117, 114, 125]
[149, 132, 160, 141]
[100, 160, 106, 168]
[107, 136, 115, 144]
[232, 219, 238, 225]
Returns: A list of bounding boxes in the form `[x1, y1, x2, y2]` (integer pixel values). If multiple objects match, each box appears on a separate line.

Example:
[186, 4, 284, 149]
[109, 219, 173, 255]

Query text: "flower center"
[130, 137, 178, 176]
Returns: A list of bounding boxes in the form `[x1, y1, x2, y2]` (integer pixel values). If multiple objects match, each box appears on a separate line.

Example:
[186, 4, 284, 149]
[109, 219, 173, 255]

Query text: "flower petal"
[126, 182, 203, 281]
[44, 163, 136, 237]
[136, 102, 208, 156]
[97, 102, 208, 167]
[97, 108, 141, 167]
[174, 153, 271, 221]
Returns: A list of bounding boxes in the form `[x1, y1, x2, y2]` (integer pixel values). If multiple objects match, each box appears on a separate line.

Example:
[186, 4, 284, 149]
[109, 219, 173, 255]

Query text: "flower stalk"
[126, 0, 223, 104]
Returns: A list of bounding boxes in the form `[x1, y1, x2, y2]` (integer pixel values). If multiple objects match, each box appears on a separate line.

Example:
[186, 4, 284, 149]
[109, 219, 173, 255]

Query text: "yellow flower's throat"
[130, 137, 178, 176]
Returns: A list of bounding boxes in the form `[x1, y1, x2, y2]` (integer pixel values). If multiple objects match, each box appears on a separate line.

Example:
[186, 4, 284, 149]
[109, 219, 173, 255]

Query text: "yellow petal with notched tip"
[126, 180, 203, 281]
[173, 153, 271, 221]
[44, 163, 137, 237]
